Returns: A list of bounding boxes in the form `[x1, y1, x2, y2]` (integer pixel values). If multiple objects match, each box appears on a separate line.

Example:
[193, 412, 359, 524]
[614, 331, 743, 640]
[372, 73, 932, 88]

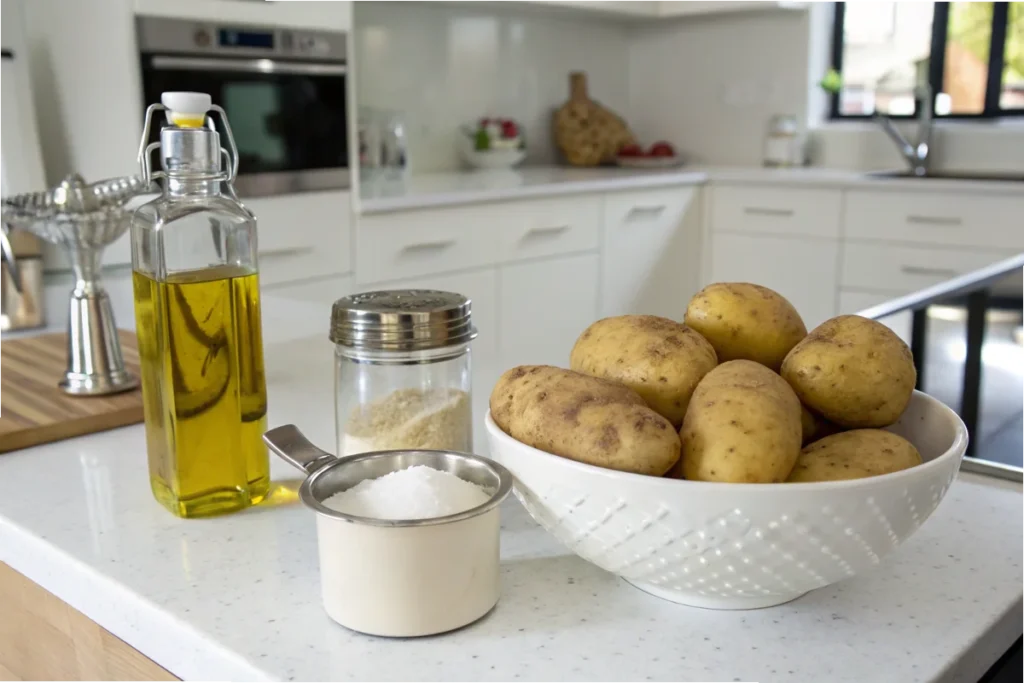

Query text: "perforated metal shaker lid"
[329, 290, 477, 351]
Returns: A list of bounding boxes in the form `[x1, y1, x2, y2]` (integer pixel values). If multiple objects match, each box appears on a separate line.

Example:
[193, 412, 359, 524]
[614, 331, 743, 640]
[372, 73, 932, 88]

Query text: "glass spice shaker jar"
[330, 290, 477, 457]
[763, 114, 802, 168]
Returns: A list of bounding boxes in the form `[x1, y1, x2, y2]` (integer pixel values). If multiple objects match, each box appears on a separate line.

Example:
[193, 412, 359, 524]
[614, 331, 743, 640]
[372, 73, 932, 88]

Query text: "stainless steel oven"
[137, 16, 349, 198]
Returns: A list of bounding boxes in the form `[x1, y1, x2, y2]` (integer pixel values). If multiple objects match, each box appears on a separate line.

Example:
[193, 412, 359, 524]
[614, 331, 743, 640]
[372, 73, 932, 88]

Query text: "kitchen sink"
[867, 169, 1024, 182]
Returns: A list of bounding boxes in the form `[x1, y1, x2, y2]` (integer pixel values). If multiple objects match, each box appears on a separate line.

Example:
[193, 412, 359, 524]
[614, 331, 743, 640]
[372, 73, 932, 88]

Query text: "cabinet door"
[710, 233, 839, 329]
[838, 290, 912, 343]
[248, 191, 353, 286]
[602, 186, 700, 319]
[498, 253, 599, 370]
[366, 268, 498, 455]
[261, 274, 354, 346]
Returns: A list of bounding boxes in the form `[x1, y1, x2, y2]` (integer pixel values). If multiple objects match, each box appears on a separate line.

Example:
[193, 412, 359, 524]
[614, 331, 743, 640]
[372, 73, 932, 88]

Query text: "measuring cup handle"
[263, 425, 337, 475]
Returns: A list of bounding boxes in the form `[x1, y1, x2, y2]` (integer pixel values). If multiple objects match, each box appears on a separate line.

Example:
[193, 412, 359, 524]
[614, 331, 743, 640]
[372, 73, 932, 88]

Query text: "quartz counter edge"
[0, 504, 274, 681]
[357, 166, 1024, 214]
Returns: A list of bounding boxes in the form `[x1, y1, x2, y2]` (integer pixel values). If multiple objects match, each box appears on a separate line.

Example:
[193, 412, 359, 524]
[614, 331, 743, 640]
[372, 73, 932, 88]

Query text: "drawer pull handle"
[900, 265, 959, 278]
[401, 239, 456, 253]
[524, 224, 570, 238]
[743, 207, 794, 217]
[260, 246, 313, 258]
[906, 215, 962, 226]
[628, 204, 667, 217]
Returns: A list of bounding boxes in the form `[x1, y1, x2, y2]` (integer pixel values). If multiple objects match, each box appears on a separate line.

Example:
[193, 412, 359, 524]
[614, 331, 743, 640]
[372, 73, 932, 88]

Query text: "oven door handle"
[149, 55, 347, 76]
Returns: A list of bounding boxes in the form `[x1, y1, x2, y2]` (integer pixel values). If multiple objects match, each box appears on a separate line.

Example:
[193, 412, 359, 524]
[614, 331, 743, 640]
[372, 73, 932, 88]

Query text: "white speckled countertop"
[357, 166, 1024, 214]
[0, 332, 1021, 682]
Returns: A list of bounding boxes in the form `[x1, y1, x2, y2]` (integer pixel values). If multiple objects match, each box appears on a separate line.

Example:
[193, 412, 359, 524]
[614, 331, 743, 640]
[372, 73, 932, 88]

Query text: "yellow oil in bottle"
[133, 265, 270, 518]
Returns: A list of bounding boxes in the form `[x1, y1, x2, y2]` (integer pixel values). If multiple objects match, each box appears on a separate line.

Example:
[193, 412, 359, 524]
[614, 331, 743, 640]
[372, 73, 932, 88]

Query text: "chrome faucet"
[875, 84, 934, 177]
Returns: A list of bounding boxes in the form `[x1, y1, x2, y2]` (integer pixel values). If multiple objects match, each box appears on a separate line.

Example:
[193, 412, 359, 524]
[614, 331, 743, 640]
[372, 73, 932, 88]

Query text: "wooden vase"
[553, 72, 635, 167]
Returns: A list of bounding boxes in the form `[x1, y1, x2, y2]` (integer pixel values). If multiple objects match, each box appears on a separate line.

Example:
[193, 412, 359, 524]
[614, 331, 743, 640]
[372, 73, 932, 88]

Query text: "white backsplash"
[353, 1, 630, 173]
[627, 9, 812, 167]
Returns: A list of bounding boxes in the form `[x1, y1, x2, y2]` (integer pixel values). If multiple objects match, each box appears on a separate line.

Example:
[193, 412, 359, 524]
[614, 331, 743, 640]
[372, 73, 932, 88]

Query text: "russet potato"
[680, 360, 802, 483]
[800, 404, 843, 446]
[787, 429, 922, 482]
[781, 315, 916, 428]
[490, 365, 681, 476]
[684, 283, 806, 371]
[570, 315, 717, 427]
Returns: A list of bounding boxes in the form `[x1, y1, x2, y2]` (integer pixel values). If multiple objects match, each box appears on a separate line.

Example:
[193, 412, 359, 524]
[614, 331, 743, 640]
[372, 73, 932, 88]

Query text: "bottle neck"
[166, 176, 223, 198]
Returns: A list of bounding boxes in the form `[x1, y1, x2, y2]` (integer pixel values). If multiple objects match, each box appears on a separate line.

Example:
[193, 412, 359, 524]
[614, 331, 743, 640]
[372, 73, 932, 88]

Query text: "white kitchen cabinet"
[262, 274, 354, 307]
[362, 268, 499, 455]
[356, 194, 600, 284]
[841, 242, 1013, 294]
[844, 190, 1024, 250]
[135, 0, 352, 30]
[247, 191, 352, 287]
[601, 186, 700, 319]
[711, 185, 842, 239]
[259, 275, 353, 347]
[658, 1, 805, 17]
[710, 233, 839, 329]
[838, 290, 912, 343]
[516, 1, 658, 17]
[498, 253, 600, 370]
[514, 0, 803, 19]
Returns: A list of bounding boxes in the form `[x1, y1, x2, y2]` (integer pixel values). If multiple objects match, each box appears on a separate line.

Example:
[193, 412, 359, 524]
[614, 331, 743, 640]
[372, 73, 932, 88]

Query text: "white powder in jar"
[322, 465, 490, 520]
[340, 388, 471, 456]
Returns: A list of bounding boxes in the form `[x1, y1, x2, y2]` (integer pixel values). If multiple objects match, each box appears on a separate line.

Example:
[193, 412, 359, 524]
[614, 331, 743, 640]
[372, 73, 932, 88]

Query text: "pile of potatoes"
[490, 282, 923, 483]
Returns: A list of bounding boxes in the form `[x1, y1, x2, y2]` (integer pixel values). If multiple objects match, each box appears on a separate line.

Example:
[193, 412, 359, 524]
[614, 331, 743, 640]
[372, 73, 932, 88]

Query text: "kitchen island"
[0, 330, 1021, 682]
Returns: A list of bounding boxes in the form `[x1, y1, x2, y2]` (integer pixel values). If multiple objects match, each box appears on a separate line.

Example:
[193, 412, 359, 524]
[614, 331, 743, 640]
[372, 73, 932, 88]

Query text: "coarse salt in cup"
[264, 425, 513, 637]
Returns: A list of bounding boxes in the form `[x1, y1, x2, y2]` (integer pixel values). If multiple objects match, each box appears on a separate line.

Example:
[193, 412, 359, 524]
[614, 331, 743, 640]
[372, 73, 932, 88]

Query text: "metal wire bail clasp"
[137, 102, 167, 185]
[210, 104, 240, 183]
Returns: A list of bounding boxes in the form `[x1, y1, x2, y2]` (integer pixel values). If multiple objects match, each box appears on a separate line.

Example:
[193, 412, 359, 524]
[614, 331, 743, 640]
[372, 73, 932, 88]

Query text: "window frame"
[829, 1, 1022, 120]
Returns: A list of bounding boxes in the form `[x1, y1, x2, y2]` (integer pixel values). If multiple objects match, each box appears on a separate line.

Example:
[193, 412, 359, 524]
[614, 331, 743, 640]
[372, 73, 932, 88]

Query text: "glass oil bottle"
[131, 92, 269, 518]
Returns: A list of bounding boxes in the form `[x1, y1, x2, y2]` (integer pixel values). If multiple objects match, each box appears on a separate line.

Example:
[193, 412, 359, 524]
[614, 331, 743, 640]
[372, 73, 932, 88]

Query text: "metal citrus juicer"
[1, 174, 153, 395]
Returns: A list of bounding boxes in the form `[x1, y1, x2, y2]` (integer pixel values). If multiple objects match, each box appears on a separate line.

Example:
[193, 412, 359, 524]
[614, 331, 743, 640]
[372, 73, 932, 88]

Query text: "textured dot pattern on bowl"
[485, 390, 966, 610]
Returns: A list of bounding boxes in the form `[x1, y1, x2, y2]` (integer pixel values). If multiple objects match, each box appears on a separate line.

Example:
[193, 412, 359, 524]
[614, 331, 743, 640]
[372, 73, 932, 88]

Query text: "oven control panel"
[137, 16, 346, 63]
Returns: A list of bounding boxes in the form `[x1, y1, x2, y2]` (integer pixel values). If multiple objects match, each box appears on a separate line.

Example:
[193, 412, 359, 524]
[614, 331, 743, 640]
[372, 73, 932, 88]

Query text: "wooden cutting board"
[0, 331, 143, 454]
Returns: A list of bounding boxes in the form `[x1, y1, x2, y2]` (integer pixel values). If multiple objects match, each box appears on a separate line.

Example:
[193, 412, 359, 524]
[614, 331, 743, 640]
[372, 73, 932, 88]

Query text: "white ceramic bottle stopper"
[161, 92, 212, 128]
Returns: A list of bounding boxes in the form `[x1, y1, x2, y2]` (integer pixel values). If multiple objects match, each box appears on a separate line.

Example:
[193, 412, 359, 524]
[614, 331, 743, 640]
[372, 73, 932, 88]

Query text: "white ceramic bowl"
[485, 390, 966, 610]
[457, 135, 526, 169]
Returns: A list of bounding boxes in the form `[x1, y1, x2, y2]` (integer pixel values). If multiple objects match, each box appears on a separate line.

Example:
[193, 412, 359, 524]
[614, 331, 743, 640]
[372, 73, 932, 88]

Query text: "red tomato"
[649, 141, 676, 157]
[618, 143, 643, 157]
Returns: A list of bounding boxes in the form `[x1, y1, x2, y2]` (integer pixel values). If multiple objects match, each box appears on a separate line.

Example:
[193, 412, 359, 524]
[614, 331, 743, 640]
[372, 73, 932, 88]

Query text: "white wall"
[353, 0, 631, 172]
[24, 0, 142, 185]
[1, 0, 48, 196]
[626, 3, 1024, 172]
[627, 9, 811, 166]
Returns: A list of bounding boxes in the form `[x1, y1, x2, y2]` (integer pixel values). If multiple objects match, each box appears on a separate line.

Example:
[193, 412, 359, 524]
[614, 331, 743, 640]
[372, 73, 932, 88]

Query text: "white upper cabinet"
[658, 1, 806, 17]
[134, 0, 352, 31]
[513, 1, 804, 20]
[518, 1, 659, 17]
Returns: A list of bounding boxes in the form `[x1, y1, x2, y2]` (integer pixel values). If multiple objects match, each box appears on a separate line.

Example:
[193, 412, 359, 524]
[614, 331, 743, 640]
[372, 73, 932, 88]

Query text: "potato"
[684, 283, 806, 371]
[569, 315, 717, 427]
[781, 315, 916, 428]
[787, 429, 922, 482]
[800, 404, 842, 446]
[490, 365, 680, 476]
[680, 360, 802, 483]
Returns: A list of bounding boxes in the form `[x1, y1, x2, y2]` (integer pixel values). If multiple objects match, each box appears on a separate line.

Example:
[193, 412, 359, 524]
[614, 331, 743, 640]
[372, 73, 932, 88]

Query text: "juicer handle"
[263, 425, 338, 475]
[0, 224, 21, 294]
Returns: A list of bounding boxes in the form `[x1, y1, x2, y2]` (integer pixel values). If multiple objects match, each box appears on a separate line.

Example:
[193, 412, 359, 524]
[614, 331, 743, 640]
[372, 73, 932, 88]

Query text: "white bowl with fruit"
[616, 141, 684, 168]
[458, 118, 527, 170]
[485, 283, 967, 610]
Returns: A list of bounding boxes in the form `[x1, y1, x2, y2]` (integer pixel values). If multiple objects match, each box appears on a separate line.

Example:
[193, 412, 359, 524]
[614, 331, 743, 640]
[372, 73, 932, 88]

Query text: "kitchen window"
[830, 1, 1024, 119]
